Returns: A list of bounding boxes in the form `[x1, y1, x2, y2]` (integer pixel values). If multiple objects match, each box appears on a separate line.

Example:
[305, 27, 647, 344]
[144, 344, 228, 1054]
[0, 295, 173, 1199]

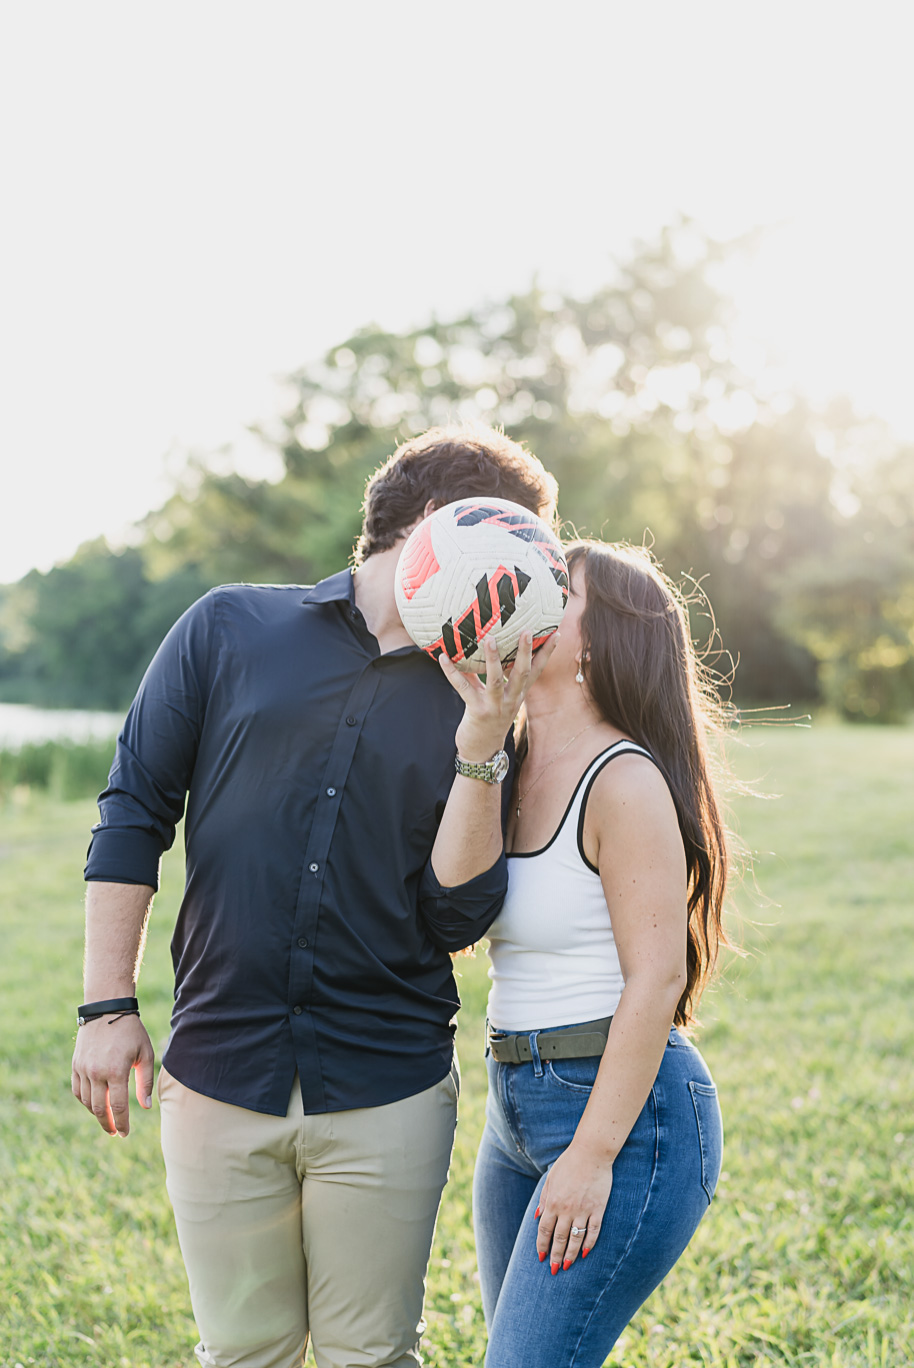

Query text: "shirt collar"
[301, 569, 356, 607]
[301, 567, 431, 662]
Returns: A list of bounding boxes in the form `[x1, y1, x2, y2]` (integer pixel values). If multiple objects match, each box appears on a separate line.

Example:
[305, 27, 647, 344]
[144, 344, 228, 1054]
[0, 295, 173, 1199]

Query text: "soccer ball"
[395, 498, 569, 673]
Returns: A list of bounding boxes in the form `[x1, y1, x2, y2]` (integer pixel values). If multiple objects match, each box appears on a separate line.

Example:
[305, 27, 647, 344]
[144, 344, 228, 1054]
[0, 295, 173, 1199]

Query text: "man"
[72, 425, 559, 1368]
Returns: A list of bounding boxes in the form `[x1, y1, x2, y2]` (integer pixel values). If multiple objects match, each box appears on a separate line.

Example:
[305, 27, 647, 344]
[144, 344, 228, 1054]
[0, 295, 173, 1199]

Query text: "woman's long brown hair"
[566, 540, 734, 1028]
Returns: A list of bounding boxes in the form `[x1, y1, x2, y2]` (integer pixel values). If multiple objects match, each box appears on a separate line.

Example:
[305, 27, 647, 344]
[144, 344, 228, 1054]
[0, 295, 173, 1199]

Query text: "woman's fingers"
[482, 635, 505, 691]
[440, 627, 558, 708]
[445, 628, 560, 763]
[580, 1214, 601, 1258]
[437, 651, 481, 697]
[534, 1148, 612, 1273]
[562, 1219, 590, 1269]
[528, 629, 561, 684]
[505, 628, 559, 706]
[548, 1220, 575, 1272]
[536, 1207, 584, 1272]
[535, 1205, 556, 1264]
[535, 1200, 603, 1273]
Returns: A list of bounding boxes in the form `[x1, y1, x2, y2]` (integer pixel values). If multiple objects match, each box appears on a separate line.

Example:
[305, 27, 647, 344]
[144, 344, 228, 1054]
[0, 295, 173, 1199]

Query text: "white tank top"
[486, 741, 656, 1032]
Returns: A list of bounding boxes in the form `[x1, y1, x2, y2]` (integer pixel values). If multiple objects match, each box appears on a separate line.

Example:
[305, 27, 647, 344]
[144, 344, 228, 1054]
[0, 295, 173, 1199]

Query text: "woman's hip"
[483, 1027, 723, 1198]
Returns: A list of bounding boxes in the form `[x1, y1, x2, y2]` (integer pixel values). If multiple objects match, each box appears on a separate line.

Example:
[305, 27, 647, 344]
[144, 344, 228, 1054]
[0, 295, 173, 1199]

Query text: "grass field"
[1, 722, 912, 1367]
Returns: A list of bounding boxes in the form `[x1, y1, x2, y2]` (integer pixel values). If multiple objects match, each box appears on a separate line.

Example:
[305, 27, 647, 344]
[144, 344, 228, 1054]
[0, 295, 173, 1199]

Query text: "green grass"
[0, 739, 116, 803]
[1, 723, 912, 1366]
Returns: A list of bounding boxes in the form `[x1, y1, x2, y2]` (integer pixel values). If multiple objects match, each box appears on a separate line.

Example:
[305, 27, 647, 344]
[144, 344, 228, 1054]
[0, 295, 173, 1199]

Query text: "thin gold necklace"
[515, 721, 599, 818]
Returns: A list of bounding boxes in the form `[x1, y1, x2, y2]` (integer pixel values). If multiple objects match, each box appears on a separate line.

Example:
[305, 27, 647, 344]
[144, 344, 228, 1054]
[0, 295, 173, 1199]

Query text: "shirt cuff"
[419, 852, 508, 951]
[84, 828, 164, 891]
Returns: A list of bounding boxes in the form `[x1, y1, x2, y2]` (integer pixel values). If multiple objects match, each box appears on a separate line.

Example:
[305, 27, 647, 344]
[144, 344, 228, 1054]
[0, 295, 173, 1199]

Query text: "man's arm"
[75, 591, 215, 1134]
[85, 591, 215, 886]
[71, 881, 156, 1137]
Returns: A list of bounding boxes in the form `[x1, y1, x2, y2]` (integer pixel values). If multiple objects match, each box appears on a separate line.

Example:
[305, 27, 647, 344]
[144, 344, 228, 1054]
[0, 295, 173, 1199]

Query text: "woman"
[473, 539, 730, 1368]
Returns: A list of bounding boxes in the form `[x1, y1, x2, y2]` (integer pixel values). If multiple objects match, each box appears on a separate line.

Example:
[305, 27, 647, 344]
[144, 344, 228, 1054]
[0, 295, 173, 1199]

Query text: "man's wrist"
[77, 996, 140, 1026]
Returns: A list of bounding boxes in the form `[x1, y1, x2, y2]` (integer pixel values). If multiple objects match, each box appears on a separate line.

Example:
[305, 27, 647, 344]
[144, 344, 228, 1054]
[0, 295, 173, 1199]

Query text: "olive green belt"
[486, 1015, 613, 1064]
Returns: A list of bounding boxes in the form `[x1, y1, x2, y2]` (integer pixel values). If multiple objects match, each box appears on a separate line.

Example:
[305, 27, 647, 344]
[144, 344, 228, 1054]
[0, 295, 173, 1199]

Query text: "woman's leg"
[483, 1032, 723, 1368]
[473, 1122, 541, 1326]
[473, 1054, 542, 1327]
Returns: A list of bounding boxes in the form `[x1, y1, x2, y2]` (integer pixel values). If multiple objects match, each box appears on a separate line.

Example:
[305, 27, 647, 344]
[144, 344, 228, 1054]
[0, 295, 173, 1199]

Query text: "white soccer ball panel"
[395, 498, 568, 673]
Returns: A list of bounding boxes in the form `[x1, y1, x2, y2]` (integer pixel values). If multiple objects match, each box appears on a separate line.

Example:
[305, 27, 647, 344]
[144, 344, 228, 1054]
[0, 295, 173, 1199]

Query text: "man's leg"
[301, 1060, 459, 1368]
[158, 1066, 309, 1368]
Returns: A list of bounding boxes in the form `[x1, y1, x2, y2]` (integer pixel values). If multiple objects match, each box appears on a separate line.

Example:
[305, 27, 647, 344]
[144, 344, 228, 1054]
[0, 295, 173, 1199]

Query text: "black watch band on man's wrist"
[77, 997, 140, 1026]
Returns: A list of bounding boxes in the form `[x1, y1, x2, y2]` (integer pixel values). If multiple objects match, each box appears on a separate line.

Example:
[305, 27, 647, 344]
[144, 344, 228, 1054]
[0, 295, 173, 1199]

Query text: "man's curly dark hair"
[354, 424, 559, 564]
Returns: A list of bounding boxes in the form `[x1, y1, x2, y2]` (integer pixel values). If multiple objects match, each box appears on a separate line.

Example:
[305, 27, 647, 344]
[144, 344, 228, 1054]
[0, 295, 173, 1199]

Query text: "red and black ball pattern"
[396, 499, 569, 673]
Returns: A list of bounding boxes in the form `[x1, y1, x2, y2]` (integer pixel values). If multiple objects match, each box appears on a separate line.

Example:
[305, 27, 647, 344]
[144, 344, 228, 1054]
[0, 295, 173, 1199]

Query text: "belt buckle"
[487, 1027, 516, 1063]
[486, 1021, 505, 1060]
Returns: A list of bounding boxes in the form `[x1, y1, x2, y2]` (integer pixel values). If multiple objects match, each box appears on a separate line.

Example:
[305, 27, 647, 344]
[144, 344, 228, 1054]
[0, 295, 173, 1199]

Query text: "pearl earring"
[575, 664, 584, 684]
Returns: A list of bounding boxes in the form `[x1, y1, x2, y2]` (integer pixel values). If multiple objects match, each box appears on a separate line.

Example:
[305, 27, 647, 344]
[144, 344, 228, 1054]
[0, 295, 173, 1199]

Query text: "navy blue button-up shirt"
[85, 570, 510, 1116]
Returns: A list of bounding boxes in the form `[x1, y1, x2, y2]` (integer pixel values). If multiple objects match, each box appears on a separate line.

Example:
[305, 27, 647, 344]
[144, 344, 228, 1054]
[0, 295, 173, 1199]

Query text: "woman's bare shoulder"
[587, 749, 678, 825]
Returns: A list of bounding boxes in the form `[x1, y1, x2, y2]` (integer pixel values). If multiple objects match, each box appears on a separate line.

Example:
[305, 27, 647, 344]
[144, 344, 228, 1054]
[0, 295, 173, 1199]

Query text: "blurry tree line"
[2, 222, 912, 720]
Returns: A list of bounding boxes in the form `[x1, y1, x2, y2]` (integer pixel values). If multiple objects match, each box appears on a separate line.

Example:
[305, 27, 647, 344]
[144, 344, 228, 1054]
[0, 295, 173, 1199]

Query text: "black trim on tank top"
[576, 743, 663, 873]
[508, 741, 644, 860]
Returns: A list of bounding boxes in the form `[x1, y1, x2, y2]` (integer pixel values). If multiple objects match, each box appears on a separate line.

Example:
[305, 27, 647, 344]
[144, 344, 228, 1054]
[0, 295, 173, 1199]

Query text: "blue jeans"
[473, 1024, 723, 1368]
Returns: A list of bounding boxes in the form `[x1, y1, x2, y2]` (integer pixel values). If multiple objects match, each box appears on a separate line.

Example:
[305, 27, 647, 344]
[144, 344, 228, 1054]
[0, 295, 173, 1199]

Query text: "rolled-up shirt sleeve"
[418, 851, 508, 952]
[85, 591, 216, 889]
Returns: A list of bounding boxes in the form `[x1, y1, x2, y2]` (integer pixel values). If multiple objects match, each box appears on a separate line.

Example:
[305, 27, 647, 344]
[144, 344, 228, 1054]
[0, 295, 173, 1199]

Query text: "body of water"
[0, 703, 122, 748]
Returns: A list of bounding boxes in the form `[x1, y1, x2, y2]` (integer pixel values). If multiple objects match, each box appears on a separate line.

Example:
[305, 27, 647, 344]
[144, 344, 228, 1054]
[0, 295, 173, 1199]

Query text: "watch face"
[492, 750, 510, 783]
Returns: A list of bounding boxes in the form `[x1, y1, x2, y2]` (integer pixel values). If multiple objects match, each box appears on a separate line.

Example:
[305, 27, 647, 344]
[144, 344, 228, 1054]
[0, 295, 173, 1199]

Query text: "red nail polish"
[563, 1260, 571, 1271]
[582, 1247, 590, 1258]
[551, 1262, 559, 1276]
[535, 1206, 541, 1218]
[538, 1250, 546, 1262]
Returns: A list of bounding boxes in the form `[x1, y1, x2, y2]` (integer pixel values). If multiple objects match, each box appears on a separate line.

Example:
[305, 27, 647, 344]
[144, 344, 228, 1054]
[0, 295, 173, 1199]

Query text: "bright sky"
[2, 1, 912, 584]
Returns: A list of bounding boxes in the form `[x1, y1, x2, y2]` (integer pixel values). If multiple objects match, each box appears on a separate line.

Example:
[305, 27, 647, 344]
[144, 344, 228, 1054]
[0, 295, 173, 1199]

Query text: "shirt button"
[293, 1006, 303, 1015]
[326, 787, 336, 797]
[309, 862, 319, 873]
[297, 937, 308, 948]
[346, 716, 356, 726]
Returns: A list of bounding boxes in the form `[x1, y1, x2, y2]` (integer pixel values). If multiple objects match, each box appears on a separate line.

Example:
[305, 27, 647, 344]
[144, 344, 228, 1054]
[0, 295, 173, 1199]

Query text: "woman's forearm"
[571, 977, 682, 1162]
[429, 773, 505, 887]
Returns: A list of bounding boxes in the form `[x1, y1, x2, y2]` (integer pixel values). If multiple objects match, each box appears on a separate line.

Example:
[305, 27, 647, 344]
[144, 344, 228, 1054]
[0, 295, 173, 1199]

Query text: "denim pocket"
[545, 1057, 601, 1092]
[688, 1080, 722, 1202]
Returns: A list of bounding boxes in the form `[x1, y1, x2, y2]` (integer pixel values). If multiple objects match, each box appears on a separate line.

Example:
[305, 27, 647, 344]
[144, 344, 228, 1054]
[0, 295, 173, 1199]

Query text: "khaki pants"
[158, 1061, 459, 1368]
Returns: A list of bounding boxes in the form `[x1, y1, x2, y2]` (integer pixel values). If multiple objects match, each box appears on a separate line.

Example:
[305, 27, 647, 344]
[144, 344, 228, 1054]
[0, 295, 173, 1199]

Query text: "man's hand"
[72, 1015, 155, 1138]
